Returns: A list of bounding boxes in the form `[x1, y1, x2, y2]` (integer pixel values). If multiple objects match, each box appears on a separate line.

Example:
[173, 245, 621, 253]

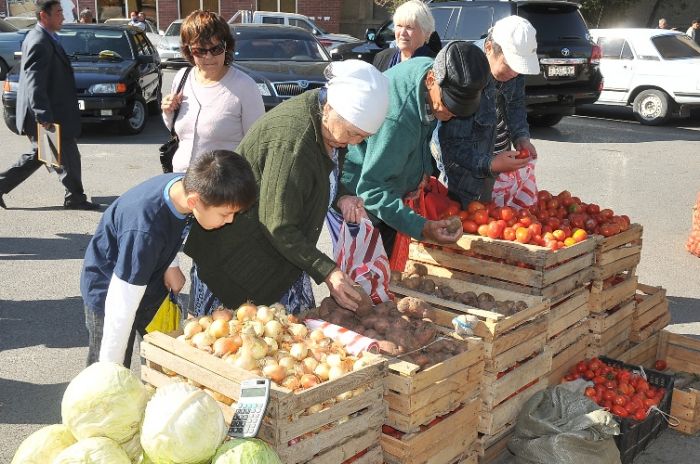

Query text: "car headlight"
[88, 83, 127, 94]
[257, 83, 271, 96]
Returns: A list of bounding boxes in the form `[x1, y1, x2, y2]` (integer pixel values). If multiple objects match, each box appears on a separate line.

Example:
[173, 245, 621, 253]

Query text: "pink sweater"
[163, 66, 265, 173]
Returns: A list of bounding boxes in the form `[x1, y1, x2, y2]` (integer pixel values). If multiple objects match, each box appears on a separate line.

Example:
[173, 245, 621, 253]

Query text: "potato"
[428, 338, 452, 353]
[414, 325, 437, 347]
[402, 275, 422, 290]
[458, 291, 478, 307]
[397, 297, 431, 319]
[353, 285, 374, 317]
[373, 318, 390, 335]
[378, 340, 402, 356]
[405, 262, 428, 277]
[390, 317, 411, 332]
[419, 278, 437, 294]
[516, 301, 529, 312]
[363, 329, 380, 340]
[410, 352, 431, 368]
[437, 285, 455, 299]
[477, 292, 496, 305]
[421, 307, 436, 321]
[363, 315, 379, 330]
[479, 300, 496, 311]
[390, 271, 403, 283]
[445, 216, 462, 235]
[374, 301, 393, 316]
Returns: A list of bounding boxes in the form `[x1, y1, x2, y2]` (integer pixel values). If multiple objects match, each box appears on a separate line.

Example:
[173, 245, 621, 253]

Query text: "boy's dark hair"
[182, 150, 257, 210]
[35, 0, 61, 20]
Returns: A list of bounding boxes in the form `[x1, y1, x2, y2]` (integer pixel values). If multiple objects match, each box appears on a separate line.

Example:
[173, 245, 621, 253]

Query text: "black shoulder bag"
[159, 67, 192, 173]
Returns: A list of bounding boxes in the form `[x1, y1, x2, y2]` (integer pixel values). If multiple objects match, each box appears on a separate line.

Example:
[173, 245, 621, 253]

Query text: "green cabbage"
[212, 439, 282, 464]
[11, 424, 76, 464]
[119, 432, 143, 463]
[52, 437, 131, 463]
[140, 382, 226, 464]
[61, 362, 148, 443]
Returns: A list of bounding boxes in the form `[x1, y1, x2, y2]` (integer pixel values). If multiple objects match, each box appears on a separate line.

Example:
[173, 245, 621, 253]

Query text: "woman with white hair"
[184, 60, 390, 314]
[373, 0, 439, 71]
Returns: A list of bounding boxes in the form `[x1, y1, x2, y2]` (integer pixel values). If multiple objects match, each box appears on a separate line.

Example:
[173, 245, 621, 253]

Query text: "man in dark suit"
[0, 0, 98, 210]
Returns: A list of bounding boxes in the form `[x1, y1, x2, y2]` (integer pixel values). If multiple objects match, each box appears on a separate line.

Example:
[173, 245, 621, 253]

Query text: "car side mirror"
[137, 55, 154, 64]
[365, 28, 377, 42]
[13, 51, 22, 61]
[330, 52, 343, 61]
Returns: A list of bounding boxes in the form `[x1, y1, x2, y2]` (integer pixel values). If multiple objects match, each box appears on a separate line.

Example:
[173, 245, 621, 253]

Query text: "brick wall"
[297, 0, 342, 33]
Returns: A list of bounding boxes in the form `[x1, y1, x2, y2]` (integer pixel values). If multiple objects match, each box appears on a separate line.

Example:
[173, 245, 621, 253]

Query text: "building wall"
[297, 0, 341, 33]
[340, 0, 389, 39]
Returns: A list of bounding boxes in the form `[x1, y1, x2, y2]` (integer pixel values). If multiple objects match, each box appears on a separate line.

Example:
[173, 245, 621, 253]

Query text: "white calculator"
[228, 378, 271, 438]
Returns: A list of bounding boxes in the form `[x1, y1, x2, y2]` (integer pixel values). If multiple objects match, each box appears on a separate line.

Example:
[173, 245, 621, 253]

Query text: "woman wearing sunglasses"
[183, 60, 390, 315]
[161, 10, 265, 174]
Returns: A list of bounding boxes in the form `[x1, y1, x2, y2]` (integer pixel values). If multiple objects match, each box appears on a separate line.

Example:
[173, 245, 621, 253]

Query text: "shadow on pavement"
[0, 233, 93, 261]
[0, 377, 67, 425]
[668, 295, 700, 325]
[0, 296, 87, 351]
[91, 196, 119, 207]
[77, 114, 169, 145]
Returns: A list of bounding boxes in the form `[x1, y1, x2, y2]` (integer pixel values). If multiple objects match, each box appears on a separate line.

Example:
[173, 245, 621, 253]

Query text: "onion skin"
[212, 308, 233, 322]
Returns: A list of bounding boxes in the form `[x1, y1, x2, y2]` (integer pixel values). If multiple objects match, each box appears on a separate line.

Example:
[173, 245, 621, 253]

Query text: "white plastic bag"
[492, 160, 538, 210]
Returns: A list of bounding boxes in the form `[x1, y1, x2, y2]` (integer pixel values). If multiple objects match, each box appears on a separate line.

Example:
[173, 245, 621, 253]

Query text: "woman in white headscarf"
[184, 60, 390, 314]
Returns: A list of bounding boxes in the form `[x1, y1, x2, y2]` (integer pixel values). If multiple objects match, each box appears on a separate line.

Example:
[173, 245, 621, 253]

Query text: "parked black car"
[2, 24, 162, 135]
[230, 24, 331, 111]
[329, 0, 603, 127]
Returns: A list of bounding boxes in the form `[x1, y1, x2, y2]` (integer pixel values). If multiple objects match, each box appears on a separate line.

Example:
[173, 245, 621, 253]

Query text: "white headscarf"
[325, 60, 390, 134]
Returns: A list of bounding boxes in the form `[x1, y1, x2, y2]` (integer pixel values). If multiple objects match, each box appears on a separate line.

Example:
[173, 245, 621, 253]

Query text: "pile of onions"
[177, 303, 370, 393]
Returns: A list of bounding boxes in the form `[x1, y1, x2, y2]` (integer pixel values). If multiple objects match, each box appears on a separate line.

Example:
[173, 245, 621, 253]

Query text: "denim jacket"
[438, 68, 530, 205]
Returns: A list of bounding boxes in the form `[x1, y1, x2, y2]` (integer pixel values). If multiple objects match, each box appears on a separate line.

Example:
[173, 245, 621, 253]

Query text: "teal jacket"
[341, 57, 435, 240]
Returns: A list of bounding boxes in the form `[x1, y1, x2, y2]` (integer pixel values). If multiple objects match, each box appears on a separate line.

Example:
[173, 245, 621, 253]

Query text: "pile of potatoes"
[316, 294, 467, 370]
[396, 263, 529, 317]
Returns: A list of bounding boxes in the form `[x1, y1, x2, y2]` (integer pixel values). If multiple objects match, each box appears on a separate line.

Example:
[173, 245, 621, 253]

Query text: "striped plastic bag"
[333, 218, 391, 304]
[492, 160, 538, 210]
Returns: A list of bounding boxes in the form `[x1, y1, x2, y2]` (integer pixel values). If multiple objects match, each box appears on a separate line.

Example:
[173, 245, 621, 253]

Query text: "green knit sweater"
[184, 89, 338, 307]
[341, 57, 436, 240]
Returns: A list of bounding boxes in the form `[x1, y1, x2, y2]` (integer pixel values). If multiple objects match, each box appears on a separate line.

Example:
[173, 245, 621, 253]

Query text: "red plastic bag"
[686, 192, 700, 257]
[492, 161, 538, 210]
[334, 218, 391, 303]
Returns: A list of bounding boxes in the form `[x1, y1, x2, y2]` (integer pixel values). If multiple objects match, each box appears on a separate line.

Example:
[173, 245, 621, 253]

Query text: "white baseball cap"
[491, 16, 540, 75]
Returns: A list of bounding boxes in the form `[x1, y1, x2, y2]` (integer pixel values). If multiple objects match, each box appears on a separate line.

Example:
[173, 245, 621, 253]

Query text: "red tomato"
[612, 405, 628, 418]
[603, 390, 616, 401]
[587, 203, 600, 214]
[572, 229, 588, 243]
[519, 215, 533, 227]
[445, 203, 461, 217]
[467, 201, 485, 214]
[528, 223, 542, 236]
[552, 229, 566, 241]
[600, 208, 614, 219]
[503, 227, 516, 241]
[605, 380, 617, 390]
[654, 360, 668, 371]
[537, 190, 552, 203]
[500, 206, 515, 221]
[487, 220, 505, 239]
[633, 409, 647, 421]
[585, 387, 597, 399]
[593, 375, 606, 385]
[643, 398, 657, 409]
[516, 148, 531, 159]
[477, 224, 489, 237]
[617, 370, 631, 384]
[473, 210, 489, 225]
[462, 220, 479, 234]
[613, 395, 627, 406]
[515, 227, 533, 244]
[458, 210, 470, 221]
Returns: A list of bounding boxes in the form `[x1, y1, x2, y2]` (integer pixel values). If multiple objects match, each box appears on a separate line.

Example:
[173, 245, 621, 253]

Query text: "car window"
[133, 32, 149, 56]
[235, 37, 327, 61]
[452, 6, 494, 41]
[598, 37, 624, 59]
[262, 17, 285, 25]
[376, 22, 394, 46]
[519, 4, 589, 41]
[58, 30, 134, 59]
[652, 34, 700, 59]
[431, 6, 461, 40]
[165, 22, 181, 37]
[0, 19, 19, 32]
[289, 18, 314, 33]
[620, 41, 634, 60]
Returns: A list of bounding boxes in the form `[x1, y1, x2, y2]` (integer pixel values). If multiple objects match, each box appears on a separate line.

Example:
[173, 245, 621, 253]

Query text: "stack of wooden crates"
[658, 329, 700, 436]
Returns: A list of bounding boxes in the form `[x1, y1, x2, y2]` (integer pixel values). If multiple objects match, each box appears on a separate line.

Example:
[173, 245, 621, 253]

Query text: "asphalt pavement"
[0, 69, 699, 461]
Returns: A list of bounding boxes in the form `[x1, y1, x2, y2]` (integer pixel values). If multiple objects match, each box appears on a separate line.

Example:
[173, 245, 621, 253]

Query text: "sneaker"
[64, 200, 101, 211]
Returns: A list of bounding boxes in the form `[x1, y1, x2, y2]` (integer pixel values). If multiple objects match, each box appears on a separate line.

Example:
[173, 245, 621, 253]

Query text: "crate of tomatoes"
[565, 356, 674, 464]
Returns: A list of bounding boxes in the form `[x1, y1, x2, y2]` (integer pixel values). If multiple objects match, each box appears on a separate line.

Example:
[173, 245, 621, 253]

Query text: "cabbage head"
[120, 432, 143, 463]
[140, 382, 226, 464]
[52, 437, 131, 464]
[11, 424, 76, 464]
[62, 362, 148, 443]
[212, 439, 282, 464]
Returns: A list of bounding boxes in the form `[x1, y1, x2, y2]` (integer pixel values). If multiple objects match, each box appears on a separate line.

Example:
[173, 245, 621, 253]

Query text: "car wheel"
[527, 114, 564, 127]
[0, 59, 9, 81]
[121, 97, 147, 134]
[633, 89, 670, 125]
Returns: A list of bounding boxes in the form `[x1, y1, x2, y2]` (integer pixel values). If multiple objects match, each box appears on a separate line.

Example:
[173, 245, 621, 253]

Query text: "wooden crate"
[547, 320, 588, 358]
[480, 318, 548, 374]
[345, 445, 383, 464]
[589, 272, 638, 314]
[546, 289, 589, 340]
[657, 329, 700, 435]
[407, 234, 596, 300]
[390, 274, 549, 340]
[384, 335, 484, 433]
[140, 332, 387, 464]
[481, 350, 551, 410]
[588, 300, 635, 334]
[382, 396, 480, 464]
[547, 334, 589, 386]
[476, 427, 513, 463]
[593, 224, 643, 281]
[616, 333, 660, 368]
[631, 283, 670, 342]
[478, 377, 547, 436]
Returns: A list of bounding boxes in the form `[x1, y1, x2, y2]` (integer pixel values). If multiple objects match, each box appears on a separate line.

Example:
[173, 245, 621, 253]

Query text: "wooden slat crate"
[381, 396, 480, 464]
[481, 350, 551, 410]
[658, 329, 700, 435]
[407, 234, 596, 300]
[476, 427, 513, 463]
[631, 283, 670, 343]
[587, 300, 634, 358]
[478, 378, 546, 436]
[140, 331, 387, 464]
[547, 333, 589, 386]
[593, 224, 643, 281]
[616, 333, 660, 368]
[546, 289, 589, 340]
[384, 335, 484, 433]
[345, 445, 383, 464]
[390, 273, 549, 339]
[589, 272, 638, 314]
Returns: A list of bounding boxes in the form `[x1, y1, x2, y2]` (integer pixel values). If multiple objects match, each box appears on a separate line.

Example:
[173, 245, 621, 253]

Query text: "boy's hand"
[491, 151, 530, 173]
[164, 267, 185, 294]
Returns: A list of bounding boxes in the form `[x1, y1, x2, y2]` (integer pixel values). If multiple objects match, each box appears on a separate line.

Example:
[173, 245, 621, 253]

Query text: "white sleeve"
[99, 274, 147, 364]
[169, 253, 180, 268]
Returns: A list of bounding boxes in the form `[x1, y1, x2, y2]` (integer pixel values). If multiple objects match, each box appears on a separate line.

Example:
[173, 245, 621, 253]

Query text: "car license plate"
[547, 65, 575, 77]
[174, 52, 181, 58]
[78, 100, 85, 110]
[100, 109, 113, 116]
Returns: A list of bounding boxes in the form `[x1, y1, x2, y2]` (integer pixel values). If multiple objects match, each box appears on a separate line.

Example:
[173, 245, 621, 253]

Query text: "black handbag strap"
[169, 66, 193, 137]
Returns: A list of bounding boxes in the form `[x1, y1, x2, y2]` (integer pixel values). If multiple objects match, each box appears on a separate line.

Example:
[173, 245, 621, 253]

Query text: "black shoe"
[64, 200, 101, 211]
[0, 194, 5, 209]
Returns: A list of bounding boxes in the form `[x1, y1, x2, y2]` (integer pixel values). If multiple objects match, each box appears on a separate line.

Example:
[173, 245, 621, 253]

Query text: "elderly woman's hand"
[324, 267, 362, 310]
[161, 92, 183, 114]
[422, 219, 463, 244]
[337, 195, 368, 224]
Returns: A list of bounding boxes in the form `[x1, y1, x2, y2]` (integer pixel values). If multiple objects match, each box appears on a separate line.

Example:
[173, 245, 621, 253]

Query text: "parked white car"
[156, 20, 185, 68]
[104, 18, 162, 48]
[589, 28, 700, 125]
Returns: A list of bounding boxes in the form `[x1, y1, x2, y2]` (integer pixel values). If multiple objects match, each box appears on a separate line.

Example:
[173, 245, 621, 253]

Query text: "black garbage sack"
[507, 385, 621, 464]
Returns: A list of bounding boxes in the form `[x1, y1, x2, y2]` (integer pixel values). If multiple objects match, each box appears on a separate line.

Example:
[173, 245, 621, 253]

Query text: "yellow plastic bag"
[145, 293, 181, 334]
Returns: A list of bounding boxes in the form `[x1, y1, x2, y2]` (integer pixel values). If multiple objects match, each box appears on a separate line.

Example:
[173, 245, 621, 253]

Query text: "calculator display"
[241, 387, 266, 397]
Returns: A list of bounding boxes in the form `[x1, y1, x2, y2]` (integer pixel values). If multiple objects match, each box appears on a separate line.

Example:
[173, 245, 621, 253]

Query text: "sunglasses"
[188, 43, 226, 58]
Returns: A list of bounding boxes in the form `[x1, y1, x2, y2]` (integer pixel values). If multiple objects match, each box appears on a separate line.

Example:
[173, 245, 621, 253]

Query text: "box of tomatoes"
[576, 356, 675, 464]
